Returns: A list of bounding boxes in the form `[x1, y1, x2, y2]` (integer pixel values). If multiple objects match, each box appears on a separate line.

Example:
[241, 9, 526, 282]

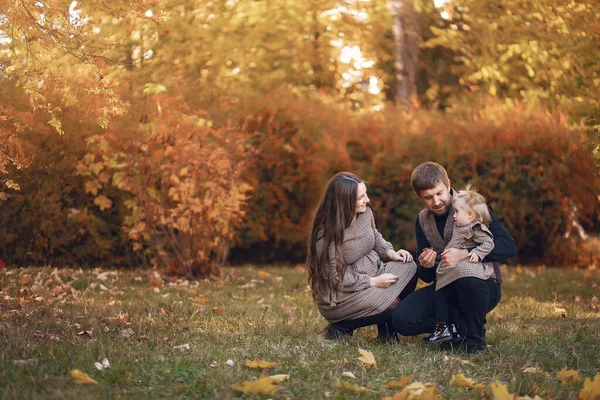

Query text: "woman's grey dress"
[315, 207, 417, 323]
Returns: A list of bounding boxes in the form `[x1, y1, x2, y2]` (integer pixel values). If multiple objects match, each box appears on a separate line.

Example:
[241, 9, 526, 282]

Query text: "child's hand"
[469, 253, 480, 263]
[396, 249, 413, 263]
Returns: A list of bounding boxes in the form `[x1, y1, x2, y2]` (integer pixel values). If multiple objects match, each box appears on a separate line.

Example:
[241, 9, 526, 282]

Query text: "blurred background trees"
[0, 0, 598, 276]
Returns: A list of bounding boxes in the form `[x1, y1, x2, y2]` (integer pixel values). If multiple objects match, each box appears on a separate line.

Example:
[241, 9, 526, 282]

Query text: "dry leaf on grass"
[173, 343, 190, 351]
[244, 359, 281, 369]
[489, 380, 514, 400]
[357, 348, 376, 368]
[385, 374, 413, 389]
[231, 375, 288, 395]
[342, 371, 357, 379]
[579, 373, 600, 400]
[120, 328, 135, 339]
[557, 368, 582, 384]
[94, 358, 110, 371]
[77, 330, 93, 338]
[391, 381, 441, 399]
[70, 369, 98, 384]
[257, 270, 270, 279]
[336, 380, 370, 392]
[450, 374, 486, 394]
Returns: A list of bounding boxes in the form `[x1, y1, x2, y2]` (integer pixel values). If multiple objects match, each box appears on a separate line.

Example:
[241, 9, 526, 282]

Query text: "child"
[423, 185, 495, 344]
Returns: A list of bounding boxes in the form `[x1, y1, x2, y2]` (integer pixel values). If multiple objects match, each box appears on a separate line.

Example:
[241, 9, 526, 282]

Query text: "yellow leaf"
[231, 376, 278, 395]
[557, 368, 582, 384]
[579, 373, 600, 399]
[516, 396, 544, 400]
[94, 195, 113, 211]
[357, 348, 376, 368]
[70, 369, 98, 384]
[385, 374, 414, 389]
[450, 373, 476, 388]
[268, 374, 289, 383]
[244, 359, 281, 369]
[489, 380, 515, 400]
[169, 174, 180, 186]
[392, 382, 442, 399]
[336, 380, 370, 392]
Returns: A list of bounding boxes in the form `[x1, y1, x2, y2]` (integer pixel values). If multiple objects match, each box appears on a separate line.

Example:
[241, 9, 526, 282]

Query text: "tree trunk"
[391, 0, 418, 106]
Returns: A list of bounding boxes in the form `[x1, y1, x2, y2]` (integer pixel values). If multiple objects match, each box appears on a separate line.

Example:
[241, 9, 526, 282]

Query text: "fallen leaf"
[442, 354, 475, 366]
[392, 381, 442, 399]
[451, 374, 476, 388]
[489, 380, 514, 400]
[244, 359, 281, 369]
[77, 330, 93, 338]
[213, 306, 222, 314]
[195, 297, 210, 305]
[120, 328, 135, 339]
[208, 360, 219, 368]
[557, 368, 582, 384]
[70, 369, 98, 385]
[579, 373, 600, 399]
[357, 348, 376, 368]
[385, 374, 413, 389]
[257, 270, 270, 279]
[94, 358, 110, 371]
[231, 376, 280, 395]
[342, 371, 357, 379]
[268, 374, 289, 383]
[336, 380, 370, 392]
[173, 343, 190, 351]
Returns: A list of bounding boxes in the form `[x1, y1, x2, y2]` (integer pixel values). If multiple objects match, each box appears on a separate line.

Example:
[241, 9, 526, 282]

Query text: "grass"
[0, 264, 599, 399]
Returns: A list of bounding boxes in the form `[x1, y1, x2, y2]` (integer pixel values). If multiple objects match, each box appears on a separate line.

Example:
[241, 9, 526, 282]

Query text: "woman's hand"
[396, 249, 413, 263]
[385, 249, 413, 262]
[370, 273, 398, 288]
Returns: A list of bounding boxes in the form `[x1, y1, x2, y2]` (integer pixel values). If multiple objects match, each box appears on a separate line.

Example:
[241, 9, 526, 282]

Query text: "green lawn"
[1, 265, 599, 399]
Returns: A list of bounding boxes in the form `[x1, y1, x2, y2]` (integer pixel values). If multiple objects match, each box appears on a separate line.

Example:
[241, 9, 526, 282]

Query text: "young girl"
[423, 185, 496, 344]
[306, 172, 417, 342]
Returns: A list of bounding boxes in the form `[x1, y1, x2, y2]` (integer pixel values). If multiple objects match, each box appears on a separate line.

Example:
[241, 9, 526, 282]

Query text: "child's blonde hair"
[453, 184, 491, 226]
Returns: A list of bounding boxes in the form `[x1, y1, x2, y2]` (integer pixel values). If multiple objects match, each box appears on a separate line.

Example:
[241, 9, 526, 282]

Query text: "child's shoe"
[423, 322, 453, 344]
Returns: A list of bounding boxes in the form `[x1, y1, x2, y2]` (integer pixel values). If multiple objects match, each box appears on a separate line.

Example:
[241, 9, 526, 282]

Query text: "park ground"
[1, 264, 599, 399]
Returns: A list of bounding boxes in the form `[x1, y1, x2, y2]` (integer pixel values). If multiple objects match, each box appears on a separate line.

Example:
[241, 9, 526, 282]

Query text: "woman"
[307, 172, 417, 341]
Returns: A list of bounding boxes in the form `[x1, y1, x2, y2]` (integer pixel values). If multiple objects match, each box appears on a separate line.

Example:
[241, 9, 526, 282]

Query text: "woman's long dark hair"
[307, 172, 363, 300]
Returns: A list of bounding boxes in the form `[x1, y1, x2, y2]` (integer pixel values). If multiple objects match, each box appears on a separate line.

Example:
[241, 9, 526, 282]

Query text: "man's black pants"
[391, 277, 501, 347]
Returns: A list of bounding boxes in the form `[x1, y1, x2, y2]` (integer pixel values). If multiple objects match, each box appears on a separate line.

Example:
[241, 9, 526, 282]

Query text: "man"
[392, 162, 517, 353]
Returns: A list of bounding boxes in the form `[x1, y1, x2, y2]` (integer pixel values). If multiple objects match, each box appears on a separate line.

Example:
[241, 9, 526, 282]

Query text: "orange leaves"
[579, 373, 600, 399]
[557, 368, 582, 384]
[231, 375, 289, 395]
[244, 360, 281, 369]
[336, 380, 370, 393]
[385, 375, 414, 389]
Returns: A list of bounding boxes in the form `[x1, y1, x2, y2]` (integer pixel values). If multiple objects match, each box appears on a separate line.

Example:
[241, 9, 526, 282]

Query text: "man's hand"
[370, 273, 398, 288]
[418, 248, 437, 269]
[439, 248, 469, 268]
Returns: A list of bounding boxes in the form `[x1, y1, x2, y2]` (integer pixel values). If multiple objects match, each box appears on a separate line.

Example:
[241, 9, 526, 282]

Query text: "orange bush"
[77, 95, 251, 277]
